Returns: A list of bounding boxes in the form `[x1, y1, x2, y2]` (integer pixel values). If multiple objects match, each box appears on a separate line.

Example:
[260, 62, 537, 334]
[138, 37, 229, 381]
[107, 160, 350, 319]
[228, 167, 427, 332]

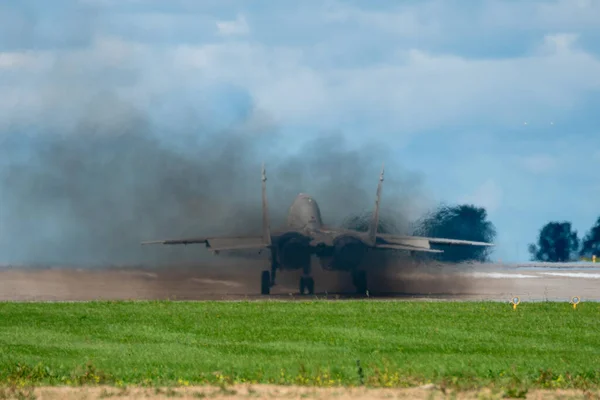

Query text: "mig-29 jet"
[142, 165, 493, 295]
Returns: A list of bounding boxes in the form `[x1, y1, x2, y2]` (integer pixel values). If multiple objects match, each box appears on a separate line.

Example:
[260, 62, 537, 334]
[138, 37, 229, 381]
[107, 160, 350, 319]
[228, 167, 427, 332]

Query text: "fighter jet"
[142, 164, 493, 295]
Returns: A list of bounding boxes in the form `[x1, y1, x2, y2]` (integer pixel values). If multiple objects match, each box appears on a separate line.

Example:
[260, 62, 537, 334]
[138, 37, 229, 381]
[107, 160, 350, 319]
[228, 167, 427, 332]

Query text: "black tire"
[299, 277, 306, 295]
[306, 277, 315, 295]
[261, 270, 271, 295]
[355, 270, 367, 295]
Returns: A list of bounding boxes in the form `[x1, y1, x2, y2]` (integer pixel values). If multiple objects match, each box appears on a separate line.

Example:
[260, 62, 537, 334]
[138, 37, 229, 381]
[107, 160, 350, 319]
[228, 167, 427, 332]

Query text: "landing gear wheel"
[354, 270, 367, 295]
[299, 276, 315, 295]
[306, 277, 315, 295]
[261, 270, 271, 295]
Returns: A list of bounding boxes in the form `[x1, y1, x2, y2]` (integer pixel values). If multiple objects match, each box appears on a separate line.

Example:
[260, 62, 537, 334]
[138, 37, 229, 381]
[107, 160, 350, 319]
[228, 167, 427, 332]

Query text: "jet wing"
[311, 228, 493, 251]
[425, 237, 494, 246]
[376, 234, 493, 251]
[141, 235, 270, 251]
[375, 244, 443, 253]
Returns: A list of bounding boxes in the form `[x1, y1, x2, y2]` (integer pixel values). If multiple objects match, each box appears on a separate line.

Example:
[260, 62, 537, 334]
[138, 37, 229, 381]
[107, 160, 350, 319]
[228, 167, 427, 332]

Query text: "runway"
[1, 260, 599, 302]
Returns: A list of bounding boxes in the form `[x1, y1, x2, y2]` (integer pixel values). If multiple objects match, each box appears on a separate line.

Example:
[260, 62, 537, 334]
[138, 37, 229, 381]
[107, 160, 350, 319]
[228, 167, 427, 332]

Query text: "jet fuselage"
[274, 193, 368, 272]
[142, 164, 493, 296]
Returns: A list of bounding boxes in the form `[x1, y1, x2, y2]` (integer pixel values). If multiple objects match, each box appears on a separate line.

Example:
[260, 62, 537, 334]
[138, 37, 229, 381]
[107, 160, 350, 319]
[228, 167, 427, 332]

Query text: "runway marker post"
[510, 296, 520, 310]
[570, 296, 581, 310]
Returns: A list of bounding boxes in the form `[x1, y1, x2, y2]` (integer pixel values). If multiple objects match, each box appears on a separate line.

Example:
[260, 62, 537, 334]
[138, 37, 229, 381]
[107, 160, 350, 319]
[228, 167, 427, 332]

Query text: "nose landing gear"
[299, 276, 315, 295]
[298, 262, 315, 295]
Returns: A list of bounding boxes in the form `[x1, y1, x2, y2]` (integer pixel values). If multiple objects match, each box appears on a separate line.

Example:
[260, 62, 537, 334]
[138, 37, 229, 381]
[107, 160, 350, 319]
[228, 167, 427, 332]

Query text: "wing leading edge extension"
[141, 164, 273, 252]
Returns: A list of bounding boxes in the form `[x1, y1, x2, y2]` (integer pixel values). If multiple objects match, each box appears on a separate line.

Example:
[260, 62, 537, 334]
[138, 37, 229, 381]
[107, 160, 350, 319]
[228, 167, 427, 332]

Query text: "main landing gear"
[260, 255, 278, 295]
[299, 263, 314, 295]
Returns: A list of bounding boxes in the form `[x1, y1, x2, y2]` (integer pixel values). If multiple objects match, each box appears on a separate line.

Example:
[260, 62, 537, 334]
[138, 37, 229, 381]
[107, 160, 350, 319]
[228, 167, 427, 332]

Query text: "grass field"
[0, 300, 599, 392]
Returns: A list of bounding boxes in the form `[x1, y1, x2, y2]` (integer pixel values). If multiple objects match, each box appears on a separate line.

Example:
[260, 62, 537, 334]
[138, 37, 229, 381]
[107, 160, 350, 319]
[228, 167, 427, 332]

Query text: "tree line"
[343, 205, 600, 263]
[528, 218, 600, 262]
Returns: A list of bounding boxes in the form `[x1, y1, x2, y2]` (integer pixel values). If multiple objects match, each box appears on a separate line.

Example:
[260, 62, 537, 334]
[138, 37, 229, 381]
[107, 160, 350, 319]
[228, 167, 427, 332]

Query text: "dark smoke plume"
[341, 210, 403, 235]
[0, 91, 427, 267]
[0, 2, 429, 268]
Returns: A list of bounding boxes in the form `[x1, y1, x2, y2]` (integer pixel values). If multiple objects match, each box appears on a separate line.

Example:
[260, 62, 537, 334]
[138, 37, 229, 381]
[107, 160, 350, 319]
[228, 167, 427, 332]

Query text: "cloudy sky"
[1, 0, 599, 263]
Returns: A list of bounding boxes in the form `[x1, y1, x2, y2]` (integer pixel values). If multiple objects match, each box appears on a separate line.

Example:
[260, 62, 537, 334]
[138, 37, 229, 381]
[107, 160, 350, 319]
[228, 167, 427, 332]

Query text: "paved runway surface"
[1, 260, 599, 301]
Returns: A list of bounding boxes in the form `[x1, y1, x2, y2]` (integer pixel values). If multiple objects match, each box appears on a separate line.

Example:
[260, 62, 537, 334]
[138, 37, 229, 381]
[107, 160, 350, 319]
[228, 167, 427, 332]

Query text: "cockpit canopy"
[287, 193, 323, 229]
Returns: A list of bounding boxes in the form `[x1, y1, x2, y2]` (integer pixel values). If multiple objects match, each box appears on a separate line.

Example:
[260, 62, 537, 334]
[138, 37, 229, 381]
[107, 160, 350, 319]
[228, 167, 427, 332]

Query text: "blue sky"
[1, 0, 599, 262]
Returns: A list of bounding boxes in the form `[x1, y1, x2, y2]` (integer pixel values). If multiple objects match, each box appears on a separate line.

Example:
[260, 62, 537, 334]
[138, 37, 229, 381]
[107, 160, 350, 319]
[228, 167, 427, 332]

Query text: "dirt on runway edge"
[3, 385, 598, 400]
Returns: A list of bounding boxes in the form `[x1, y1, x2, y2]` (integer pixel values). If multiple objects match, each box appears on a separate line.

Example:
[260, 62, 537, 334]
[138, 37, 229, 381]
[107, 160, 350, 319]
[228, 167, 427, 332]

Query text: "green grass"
[0, 300, 599, 390]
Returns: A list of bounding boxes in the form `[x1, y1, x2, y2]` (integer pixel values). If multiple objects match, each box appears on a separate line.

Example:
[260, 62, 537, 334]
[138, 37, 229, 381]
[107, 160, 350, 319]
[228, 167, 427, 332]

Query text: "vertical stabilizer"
[261, 163, 272, 246]
[367, 164, 384, 245]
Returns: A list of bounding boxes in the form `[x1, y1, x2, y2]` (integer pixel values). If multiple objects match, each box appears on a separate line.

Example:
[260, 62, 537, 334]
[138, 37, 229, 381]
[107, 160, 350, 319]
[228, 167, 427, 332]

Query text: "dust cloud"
[0, 261, 476, 301]
[0, 93, 470, 295]
[0, 91, 429, 269]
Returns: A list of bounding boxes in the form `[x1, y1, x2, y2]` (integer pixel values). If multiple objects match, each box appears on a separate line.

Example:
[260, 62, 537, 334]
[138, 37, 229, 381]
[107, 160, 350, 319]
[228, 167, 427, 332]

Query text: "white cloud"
[216, 14, 249, 36]
[78, 0, 148, 5]
[2, 8, 600, 142]
[520, 154, 558, 174]
[322, 0, 600, 43]
[538, 33, 580, 55]
[168, 34, 600, 133]
[535, 0, 600, 28]
[0, 52, 48, 70]
[323, 2, 440, 37]
[460, 179, 503, 213]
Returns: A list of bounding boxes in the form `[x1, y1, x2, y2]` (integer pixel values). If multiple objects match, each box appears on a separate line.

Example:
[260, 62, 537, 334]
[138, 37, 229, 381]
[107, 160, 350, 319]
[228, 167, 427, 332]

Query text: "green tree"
[412, 204, 496, 262]
[579, 217, 600, 258]
[528, 221, 579, 262]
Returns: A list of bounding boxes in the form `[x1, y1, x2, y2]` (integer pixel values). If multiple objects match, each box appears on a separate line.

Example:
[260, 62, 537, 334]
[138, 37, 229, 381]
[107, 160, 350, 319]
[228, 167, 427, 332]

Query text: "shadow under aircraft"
[142, 165, 493, 295]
